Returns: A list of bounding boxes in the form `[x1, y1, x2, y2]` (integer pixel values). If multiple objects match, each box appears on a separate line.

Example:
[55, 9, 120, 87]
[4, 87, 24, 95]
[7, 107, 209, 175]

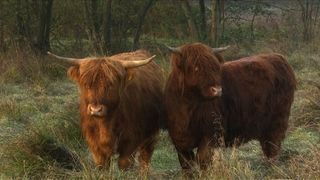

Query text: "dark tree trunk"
[250, 4, 258, 41]
[103, 0, 112, 54]
[210, 0, 224, 46]
[215, 0, 222, 45]
[0, 0, 4, 51]
[199, 0, 207, 41]
[91, 0, 100, 36]
[84, 0, 102, 54]
[220, 0, 225, 39]
[16, 0, 27, 42]
[181, 0, 199, 40]
[14, 0, 33, 47]
[132, 0, 156, 50]
[314, 0, 320, 36]
[36, 0, 54, 53]
[210, 0, 217, 46]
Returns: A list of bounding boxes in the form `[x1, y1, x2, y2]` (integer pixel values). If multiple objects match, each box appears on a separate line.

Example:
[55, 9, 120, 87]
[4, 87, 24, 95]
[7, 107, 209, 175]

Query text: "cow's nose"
[88, 104, 104, 116]
[209, 86, 222, 97]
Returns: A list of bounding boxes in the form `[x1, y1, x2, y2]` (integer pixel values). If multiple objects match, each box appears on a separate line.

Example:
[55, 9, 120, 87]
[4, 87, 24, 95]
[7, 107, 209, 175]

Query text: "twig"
[238, 0, 299, 12]
[305, 80, 320, 90]
[307, 97, 320, 109]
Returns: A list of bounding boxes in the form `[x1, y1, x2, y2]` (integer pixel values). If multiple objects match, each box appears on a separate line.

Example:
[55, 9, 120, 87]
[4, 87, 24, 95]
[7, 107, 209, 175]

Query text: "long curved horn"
[165, 45, 182, 54]
[212, 45, 230, 53]
[47, 51, 82, 65]
[119, 55, 156, 68]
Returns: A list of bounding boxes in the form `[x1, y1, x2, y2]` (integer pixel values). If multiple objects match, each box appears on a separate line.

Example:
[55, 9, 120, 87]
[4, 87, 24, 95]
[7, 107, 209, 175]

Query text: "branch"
[238, 0, 299, 12]
[305, 80, 320, 90]
[307, 97, 320, 109]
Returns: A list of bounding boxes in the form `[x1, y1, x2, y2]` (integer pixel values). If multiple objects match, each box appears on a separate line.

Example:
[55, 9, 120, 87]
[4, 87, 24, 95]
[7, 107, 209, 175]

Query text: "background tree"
[0, 0, 4, 51]
[15, 0, 33, 45]
[199, 0, 207, 41]
[297, 0, 320, 42]
[84, 0, 103, 54]
[103, 0, 112, 53]
[0, 0, 318, 54]
[210, 0, 226, 46]
[132, 0, 156, 50]
[36, 0, 54, 53]
[210, 0, 217, 46]
[181, 0, 199, 40]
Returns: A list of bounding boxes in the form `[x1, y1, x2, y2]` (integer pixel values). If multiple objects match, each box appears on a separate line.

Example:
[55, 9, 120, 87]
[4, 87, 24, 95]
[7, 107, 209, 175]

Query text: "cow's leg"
[84, 119, 113, 169]
[88, 141, 113, 169]
[260, 117, 288, 160]
[88, 144, 112, 168]
[196, 137, 212, 170]
[118, 140, 137, 170]
[118, 154, 135, 170]
[260, 138, 282, 160]
[92, 152, 105, 167]
[259, 130, 285, 160]
[138, 135, 156, 170]
[91, 148, 109, 168]
[177, 149, 195, 170]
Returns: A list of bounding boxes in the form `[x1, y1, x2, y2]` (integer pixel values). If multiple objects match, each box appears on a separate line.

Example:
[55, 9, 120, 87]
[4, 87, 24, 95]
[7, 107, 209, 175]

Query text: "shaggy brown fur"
[164, 43, 296, 170]
[67, 50, 164, 170]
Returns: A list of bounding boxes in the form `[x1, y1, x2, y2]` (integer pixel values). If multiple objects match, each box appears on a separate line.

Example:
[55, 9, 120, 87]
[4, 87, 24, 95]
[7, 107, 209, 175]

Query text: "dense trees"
[1, 0, 319, 54]
[297, 0, 320, 42]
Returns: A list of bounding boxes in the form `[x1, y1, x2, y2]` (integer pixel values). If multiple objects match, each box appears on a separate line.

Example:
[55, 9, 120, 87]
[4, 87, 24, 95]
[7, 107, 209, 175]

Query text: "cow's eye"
[195, 66, 199, 72]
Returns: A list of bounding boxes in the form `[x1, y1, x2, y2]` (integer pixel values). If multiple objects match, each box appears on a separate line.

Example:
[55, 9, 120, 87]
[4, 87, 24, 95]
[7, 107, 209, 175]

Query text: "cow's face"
[184, 57, 222, 99]
[47, 51, 155, 118]
[172, 43, 223, 99]
[68, 60, 125, 117]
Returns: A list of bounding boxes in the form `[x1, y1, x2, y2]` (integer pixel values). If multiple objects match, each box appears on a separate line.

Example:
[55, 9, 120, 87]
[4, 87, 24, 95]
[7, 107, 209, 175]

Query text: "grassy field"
[0, 43, 319, 179]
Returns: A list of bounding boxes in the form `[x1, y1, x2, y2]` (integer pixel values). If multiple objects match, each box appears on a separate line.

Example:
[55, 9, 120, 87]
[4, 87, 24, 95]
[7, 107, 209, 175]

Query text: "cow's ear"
[173, 55, 184, 70]
[214, 53, 225, 64]
[67, 66, 80, 82]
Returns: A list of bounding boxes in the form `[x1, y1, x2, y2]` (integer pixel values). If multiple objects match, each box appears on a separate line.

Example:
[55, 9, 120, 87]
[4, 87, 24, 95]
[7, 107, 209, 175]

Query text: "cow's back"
[221, 53, 296, 144]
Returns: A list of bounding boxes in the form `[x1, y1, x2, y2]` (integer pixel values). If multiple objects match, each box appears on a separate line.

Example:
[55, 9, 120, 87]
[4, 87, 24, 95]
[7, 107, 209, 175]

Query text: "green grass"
[0, 42, 319, 179]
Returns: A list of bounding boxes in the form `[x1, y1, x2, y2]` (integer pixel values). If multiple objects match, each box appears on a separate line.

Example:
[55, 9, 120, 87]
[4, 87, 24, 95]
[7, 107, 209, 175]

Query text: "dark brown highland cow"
[48, 50, 164, 170]
[165, 43, 296, 170]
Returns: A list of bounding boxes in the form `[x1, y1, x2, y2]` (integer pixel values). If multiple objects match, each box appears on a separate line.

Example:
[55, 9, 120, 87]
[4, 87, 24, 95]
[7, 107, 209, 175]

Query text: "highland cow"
[48, 50, 164, 170]
[164, 43, 296, 170]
